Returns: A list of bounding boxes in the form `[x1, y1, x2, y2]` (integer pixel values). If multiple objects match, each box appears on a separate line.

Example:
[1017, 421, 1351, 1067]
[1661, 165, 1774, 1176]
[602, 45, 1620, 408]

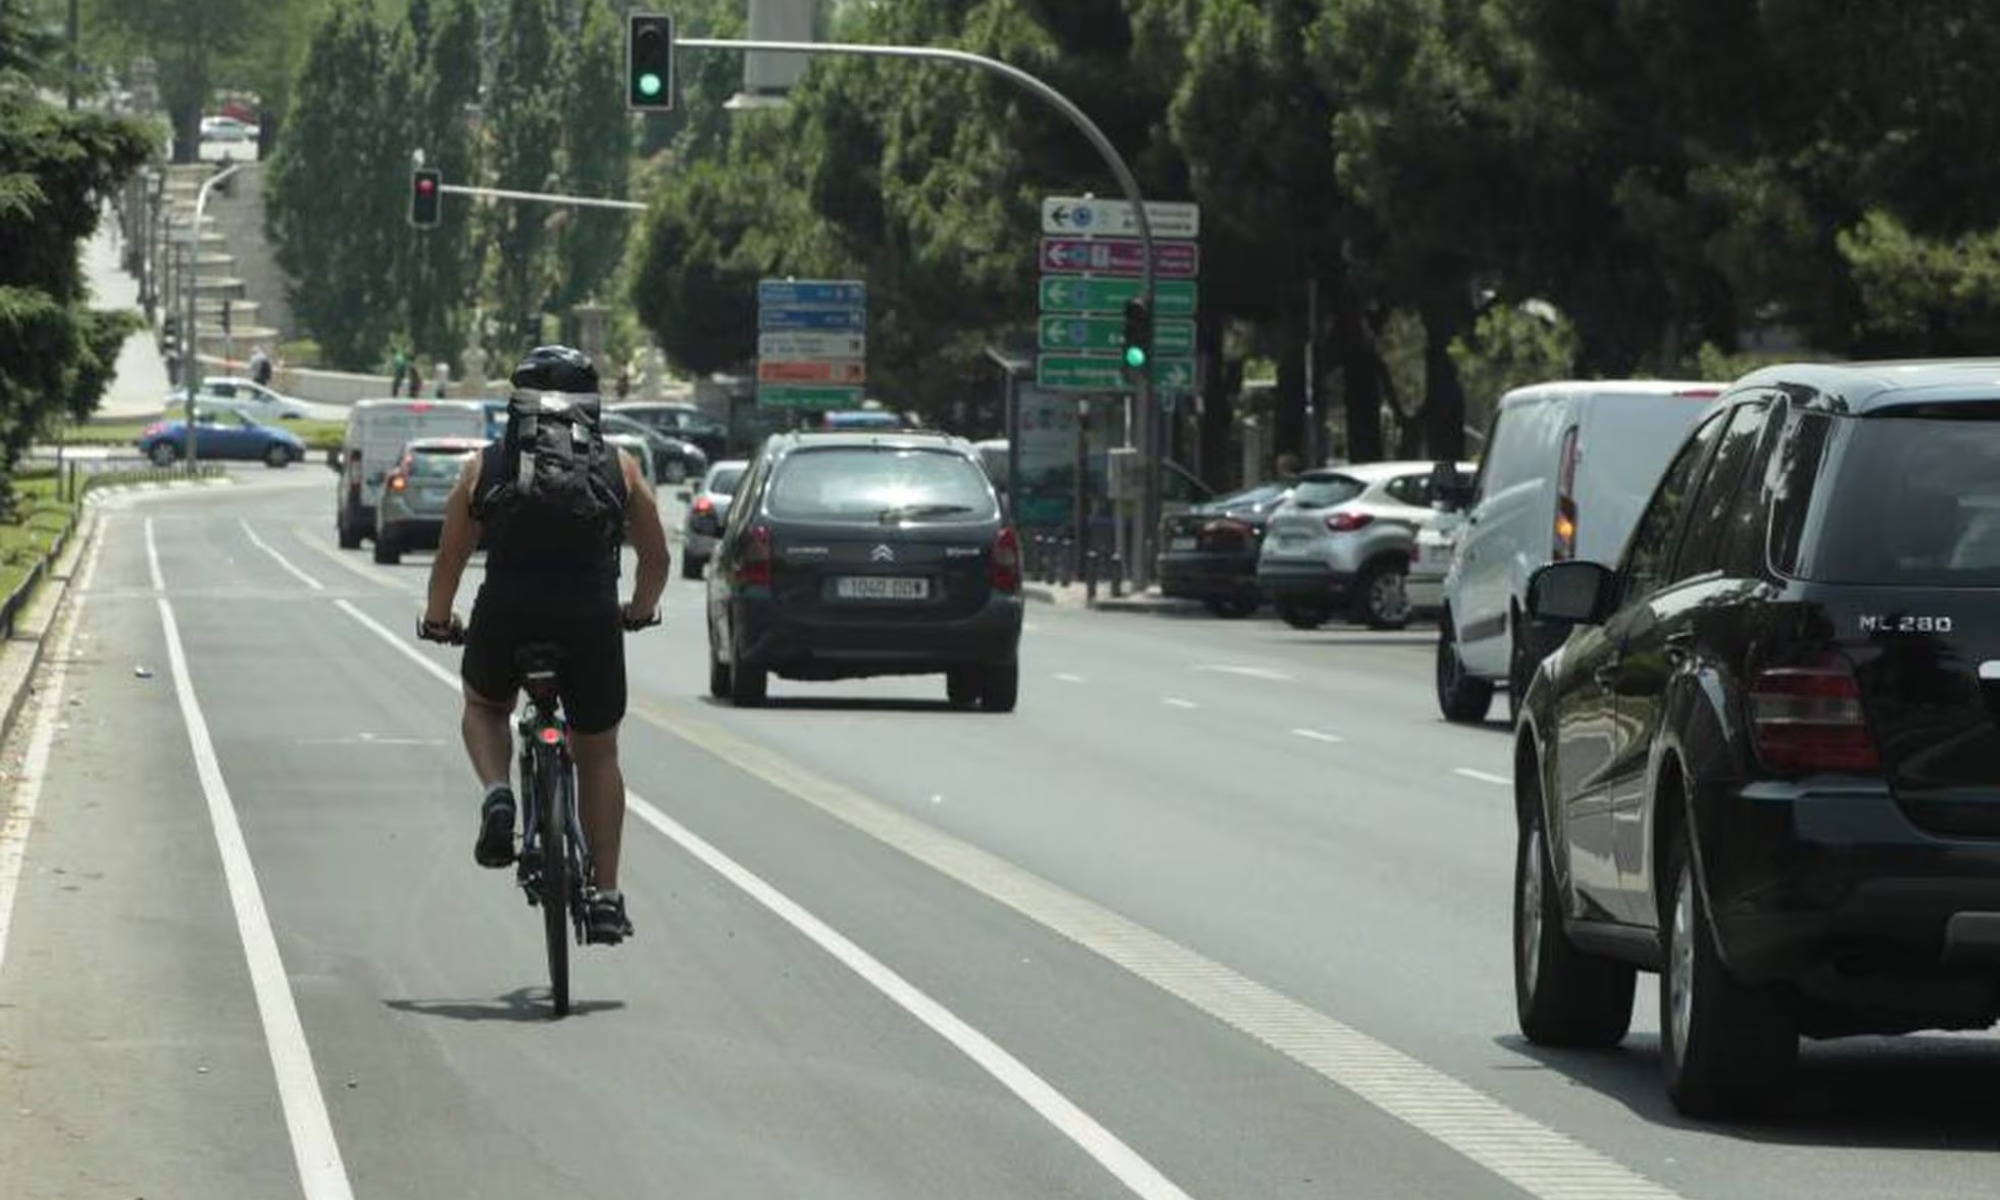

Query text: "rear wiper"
[878, 503, 976, 523]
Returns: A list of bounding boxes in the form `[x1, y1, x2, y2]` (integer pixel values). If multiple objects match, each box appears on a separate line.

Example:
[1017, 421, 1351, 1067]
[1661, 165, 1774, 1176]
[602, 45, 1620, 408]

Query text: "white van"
[335, 398, 490, 548]
[1435, 380, 1723, 722]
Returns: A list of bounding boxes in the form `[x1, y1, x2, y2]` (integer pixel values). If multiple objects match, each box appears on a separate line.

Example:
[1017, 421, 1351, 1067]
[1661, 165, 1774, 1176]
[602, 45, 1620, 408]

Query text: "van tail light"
[1749, 654, 1881, 773]
[387, 472, 407, 492]
[1553, 425, 1579, 560]
[738, 524, 773, 586]
[1326, 512, 1374, 533]
[991, 526, 1022, 593]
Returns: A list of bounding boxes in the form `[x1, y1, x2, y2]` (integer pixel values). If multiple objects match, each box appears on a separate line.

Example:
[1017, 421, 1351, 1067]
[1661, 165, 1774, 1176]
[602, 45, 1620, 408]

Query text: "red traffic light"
[410, 168, 443, 228]
[416, 177, 436, 195]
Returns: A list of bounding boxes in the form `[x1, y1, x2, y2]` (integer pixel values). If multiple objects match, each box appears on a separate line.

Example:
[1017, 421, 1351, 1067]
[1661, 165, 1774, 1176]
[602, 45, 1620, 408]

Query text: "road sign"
[758, 331, 865, 359]
[1041, 197, 1200, 239]
[759, 305, 866, 332]
[1039, 237, 1199, 278]
[758, 359, 866, 384]
[758, 383, 865, 409]
[1037, 354, 1196, 393]
[757, 280, 866, 307]
[1038, 315, 1195, 355]
[1038, 277, 1197, 317]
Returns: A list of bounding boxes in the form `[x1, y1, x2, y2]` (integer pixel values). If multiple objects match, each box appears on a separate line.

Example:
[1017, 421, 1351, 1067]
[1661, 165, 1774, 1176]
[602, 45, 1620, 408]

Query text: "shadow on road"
[385, 989, 626, 1022]
[1497, 1030, 2000, 1147]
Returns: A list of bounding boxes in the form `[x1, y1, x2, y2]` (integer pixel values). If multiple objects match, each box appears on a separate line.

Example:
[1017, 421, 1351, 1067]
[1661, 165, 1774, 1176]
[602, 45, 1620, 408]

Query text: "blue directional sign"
[757, 280, 866, 307]
[759, 305, 868, 332]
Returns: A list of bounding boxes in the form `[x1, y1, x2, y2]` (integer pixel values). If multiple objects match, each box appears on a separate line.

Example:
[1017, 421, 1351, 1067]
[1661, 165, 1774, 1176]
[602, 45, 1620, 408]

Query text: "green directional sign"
[1038, 277, 1197, 317]
[758, 383, 865, 409]
[1037, 354, 1197, 393]
[1038, 315, 1194, 355]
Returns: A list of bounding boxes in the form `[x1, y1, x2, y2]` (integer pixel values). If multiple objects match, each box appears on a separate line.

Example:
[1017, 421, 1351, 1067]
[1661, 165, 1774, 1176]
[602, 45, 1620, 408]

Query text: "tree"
[85, 0, 271, 162]
[479, 0, 562, 356]
[400, 0, 481, 367]
[550, 0, 630, 315]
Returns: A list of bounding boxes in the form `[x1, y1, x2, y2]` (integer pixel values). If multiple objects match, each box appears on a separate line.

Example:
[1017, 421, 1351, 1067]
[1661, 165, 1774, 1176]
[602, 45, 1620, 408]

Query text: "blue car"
[137, 407, 306, 467]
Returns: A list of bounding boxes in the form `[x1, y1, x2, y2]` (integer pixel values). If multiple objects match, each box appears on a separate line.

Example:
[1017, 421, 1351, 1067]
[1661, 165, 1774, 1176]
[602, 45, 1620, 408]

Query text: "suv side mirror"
[1526, 560, 1614, 626]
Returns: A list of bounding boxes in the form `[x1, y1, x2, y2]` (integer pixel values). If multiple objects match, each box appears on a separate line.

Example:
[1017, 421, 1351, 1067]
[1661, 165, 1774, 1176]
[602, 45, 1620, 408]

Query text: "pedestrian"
[1274, 452, 1302, 482]
[249, 345, 273, 387]
[615, 365, 631, 402]
[432, 357, 450, 399]
[391, 348, 409, 397]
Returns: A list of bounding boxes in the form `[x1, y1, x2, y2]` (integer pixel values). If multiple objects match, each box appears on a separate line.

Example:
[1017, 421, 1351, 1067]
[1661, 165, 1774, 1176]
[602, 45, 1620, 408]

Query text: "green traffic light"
[637, 72, 663, 97]
[1124, 345, 1148, 369]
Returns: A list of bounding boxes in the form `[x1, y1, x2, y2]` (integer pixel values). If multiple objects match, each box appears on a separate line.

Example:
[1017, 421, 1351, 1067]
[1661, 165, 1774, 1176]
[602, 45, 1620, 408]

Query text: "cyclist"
[419, 345, 671, 945]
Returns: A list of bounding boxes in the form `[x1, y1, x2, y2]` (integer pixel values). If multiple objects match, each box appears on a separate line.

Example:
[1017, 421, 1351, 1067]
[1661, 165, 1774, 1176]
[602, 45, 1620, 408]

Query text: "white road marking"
[335, 601, 1198, 1200]
[240, 519, 325, 590]
[1054, 672, 1086, 683]
[1194, 664, 1293, 682]
[1454, 768, 1510, 786]
[0, 510, 108, 984]
[1290, 728, 1345, 744]
[1162, 697, 1198, 709]
[148, 518, 356, 1199]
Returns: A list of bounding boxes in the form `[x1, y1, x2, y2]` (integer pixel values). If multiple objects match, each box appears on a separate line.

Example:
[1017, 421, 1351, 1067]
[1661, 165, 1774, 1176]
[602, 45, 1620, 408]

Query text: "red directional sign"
[1038, 237, 1199, 279]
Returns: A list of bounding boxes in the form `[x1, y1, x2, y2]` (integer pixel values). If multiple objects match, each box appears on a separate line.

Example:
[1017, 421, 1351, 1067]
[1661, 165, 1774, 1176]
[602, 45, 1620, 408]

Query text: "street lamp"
[183, 160, 247, 469]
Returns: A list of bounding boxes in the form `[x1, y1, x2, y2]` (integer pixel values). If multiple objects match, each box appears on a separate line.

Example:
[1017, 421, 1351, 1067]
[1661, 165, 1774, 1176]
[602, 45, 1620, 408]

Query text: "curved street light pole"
[677, 37, 1161, 586]
[182, 160, 246, 470]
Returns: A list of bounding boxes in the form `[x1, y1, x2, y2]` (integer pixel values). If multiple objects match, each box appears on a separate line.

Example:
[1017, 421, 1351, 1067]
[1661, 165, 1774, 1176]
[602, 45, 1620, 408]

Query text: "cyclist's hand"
[620, 602, 660, 632]
[418, 613, 465, 644]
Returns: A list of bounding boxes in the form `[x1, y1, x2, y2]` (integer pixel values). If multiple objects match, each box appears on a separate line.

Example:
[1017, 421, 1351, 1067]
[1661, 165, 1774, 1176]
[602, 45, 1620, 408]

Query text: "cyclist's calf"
[570, 725, 626, 891]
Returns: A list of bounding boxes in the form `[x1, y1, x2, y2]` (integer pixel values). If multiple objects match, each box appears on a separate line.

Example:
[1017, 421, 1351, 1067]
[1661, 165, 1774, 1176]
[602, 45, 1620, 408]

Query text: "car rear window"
[768, 448, 996, 521]
[1805, 410, 2000, 586]
[410, 448, 473, 478]
[1288, 474, 1366, 508]
[708, 465, 746, 495]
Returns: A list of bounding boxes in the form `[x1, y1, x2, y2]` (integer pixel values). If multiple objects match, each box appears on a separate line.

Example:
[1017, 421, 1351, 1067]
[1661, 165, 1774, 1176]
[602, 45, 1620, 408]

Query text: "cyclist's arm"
[424, 453, 483, 625]
[620, 449, 670, 615]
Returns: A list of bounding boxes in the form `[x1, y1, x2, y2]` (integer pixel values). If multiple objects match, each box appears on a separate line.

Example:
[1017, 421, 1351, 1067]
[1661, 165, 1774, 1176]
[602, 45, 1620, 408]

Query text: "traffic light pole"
[675, 36, 1162, 587]
[435, 183, 647, 212]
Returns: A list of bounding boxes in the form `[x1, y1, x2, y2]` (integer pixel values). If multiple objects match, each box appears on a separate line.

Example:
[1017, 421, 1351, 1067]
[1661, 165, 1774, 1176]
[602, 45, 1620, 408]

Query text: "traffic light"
[627, 13, 676, 111]
[409, 167, 442, 228]
[1120, 297, 1152, 381]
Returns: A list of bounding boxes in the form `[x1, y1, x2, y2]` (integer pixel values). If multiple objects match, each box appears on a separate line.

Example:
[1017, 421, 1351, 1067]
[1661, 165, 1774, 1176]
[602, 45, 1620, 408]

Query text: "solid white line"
[1454, 768, 1510, 786]
[1162, 697, 1198, 709]
[240, 519, 325, 591]
[145, 514, 164, 590]
[149, 518, 356, 1199]
[337, 600, 458, 688]
[1289, 728, 1344, 744]
[0, 512, 108, 982]
[333, 601, 1197, 1200]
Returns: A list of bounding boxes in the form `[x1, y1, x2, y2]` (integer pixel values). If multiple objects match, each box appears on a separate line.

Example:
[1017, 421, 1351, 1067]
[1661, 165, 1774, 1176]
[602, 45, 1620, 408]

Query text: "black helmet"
[509, 344, 599, 395]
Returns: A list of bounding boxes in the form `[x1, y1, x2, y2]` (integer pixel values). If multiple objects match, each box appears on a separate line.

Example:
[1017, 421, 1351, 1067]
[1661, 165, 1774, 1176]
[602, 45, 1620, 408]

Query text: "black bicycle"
[421, 612, 657, 1017]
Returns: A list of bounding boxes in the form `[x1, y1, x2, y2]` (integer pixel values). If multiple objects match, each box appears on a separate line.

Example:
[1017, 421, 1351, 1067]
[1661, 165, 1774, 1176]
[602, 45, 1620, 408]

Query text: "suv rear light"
[1325, 512, 1374, 533]
[387, 472, 407, 492]
[1201, 517, 1253, 546]
[738, 524, 773, 586]
[991, 526, 1022, 593]
[693, 496, 714, 514]
[1750, 654, 1881, 773]
[1553, 425, 1579, 560]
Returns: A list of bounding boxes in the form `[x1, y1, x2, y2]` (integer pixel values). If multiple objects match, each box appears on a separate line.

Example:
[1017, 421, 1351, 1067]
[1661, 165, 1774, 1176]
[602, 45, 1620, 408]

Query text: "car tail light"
[144, 421, 167, 436]
[693, 496, 714, 514]
[387, 473, 407, 492]
[991, 526, 1022, 593]
[1749, 654, 1880, 773]
[1326, 512, 1374, 533]
[1553, 425, 1579, 560]
[1201, 517, 1253, 546]
[738, 524, 773, 586]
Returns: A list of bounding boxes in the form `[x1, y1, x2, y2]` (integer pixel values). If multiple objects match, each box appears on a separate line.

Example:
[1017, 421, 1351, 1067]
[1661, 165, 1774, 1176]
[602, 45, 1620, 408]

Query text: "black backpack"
[476, 392, 625, 564]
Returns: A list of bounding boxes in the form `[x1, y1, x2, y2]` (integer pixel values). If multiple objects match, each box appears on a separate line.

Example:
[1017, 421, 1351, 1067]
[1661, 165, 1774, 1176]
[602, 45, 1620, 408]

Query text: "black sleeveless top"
[472, 439, 629, 599]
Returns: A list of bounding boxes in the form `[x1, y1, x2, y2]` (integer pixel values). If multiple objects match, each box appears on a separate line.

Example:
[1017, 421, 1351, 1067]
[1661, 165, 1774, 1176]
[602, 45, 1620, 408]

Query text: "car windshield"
[1806, 410, 2000, 586]
[767, 448, 996, 522]
[707, 465, 746, 495]
[1288, 474, 1366, 508]
[409, 449, 473, 479]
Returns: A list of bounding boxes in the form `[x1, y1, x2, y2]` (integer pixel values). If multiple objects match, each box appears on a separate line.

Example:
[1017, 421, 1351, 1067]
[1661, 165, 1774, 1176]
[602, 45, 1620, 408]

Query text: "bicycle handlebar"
[417, 610, 659, 644]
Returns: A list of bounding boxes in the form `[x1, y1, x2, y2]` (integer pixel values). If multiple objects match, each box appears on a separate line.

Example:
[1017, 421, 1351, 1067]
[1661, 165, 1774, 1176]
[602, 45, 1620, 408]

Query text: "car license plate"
[1169, 537, 1197, 552]
[836, 576, 929, 600]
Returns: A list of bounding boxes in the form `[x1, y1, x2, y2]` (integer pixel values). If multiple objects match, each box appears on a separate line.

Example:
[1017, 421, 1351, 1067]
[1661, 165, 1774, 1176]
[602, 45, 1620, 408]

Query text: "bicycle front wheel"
[535, 743, 571, 1017]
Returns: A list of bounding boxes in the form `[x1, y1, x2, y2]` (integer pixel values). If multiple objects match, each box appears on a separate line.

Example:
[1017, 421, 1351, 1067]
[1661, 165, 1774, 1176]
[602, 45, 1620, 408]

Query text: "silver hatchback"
[1255, 460, 1474, 630]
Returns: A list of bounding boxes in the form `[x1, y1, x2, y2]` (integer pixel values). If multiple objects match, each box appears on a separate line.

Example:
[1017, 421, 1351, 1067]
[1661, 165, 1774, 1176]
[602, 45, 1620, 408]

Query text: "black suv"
[705, 430, 1024, 711]
[1512, 360, 2000, 1118]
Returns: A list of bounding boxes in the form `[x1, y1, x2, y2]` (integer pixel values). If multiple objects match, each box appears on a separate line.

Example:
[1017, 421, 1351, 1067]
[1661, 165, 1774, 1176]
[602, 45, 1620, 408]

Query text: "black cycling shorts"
[460, 585, 627, 734]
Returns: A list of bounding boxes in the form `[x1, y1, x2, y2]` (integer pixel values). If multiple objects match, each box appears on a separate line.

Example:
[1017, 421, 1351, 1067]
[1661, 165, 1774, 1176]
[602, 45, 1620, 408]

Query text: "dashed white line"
[149, 518, 356, 1200]
[1453, 768, 1510, 786]
[1054, 672, 1086, 683]
[1195, 664, 1293, 682]
[240, 518, 325, 590]
[1162, 697, 1198, 709]
[1290, 728, 1345, 744]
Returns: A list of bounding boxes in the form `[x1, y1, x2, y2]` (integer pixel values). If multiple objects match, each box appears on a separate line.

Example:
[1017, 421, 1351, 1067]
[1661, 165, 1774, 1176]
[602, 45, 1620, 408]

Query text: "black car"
[705, 429, 1025, 711]
[609, 401, 729, 462]
[1156, 483, 1292, 617]
[1512, 359, 2000, 1118]
[598, 410, 708, 485]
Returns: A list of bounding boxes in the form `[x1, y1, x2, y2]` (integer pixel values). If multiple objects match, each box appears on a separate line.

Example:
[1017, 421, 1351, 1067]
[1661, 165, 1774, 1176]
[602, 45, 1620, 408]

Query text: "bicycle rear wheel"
[535, 744, 571, 1017]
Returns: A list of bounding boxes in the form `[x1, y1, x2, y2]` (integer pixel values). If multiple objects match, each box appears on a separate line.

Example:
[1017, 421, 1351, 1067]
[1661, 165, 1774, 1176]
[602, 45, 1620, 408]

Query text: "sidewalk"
[1020, 581, 1193, 613]
[82, 218, 172, 424]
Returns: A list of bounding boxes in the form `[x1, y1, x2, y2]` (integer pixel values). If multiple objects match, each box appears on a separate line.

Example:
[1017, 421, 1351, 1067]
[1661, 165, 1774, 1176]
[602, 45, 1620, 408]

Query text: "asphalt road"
[4, 468, 1999, 1200]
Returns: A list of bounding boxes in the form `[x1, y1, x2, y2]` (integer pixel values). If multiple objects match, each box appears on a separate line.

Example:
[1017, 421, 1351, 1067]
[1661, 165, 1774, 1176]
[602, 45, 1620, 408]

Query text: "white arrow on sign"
[1041, 196, 1201, 239]
[757, 331, 866, 360]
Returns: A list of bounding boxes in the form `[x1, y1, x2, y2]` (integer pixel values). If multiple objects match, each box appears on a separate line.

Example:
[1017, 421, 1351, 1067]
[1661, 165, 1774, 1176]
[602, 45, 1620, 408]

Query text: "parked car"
[1407, 464, 1477, 620]
[1512, 359, 2000, 1119]
[1156, 482, 1292, 617]
[199, 115, 255, 142]
[337, 399, 490, 549]
[599, 409, 708, 485]
[1437, 379, 1723, 723]
[164, 377, 340, 423]
[679, 458, 749, 580]
[705, 429, 1024, 710]
[137, 408, 304, 467]
[372, 437, 485, 565]
[1256, 460, 1475, 630]
[608, 401, 729, 461]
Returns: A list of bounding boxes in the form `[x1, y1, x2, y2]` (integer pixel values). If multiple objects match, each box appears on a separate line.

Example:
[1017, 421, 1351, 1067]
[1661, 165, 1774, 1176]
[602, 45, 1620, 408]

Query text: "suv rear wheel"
[1514, 771, 1635, 1047]
[1351, 560, 1411, 630]
[979, 661, 1020, 713]
[1436, 613, 1495, 722]
[1662, 833, 1797, 1118]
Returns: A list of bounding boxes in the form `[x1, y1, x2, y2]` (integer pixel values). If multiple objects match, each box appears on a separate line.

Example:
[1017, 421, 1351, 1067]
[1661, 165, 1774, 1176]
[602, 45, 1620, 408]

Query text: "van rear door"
[356, 402, 487, 493]
[1572, 388, 1720, 564]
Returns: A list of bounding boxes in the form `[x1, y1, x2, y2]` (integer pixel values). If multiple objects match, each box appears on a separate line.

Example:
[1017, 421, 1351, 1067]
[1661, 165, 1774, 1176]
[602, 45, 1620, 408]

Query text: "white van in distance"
[334, 398, 490, 549]
[1436, 380, 1723, 722]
